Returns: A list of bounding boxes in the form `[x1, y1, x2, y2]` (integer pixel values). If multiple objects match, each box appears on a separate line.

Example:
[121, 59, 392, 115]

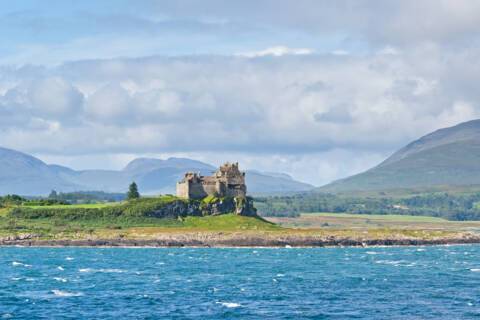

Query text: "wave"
[51, 290, 83, 297]
[57, 266, 65, 271]
[470, 268, 480, 272]
[12, 261, 31, 267]
[53, 277, 67, 283]
[79, 268, 126, 273]
[375, 260, 416, 267]
[65, 257, 74, 261]
[216, 302, 241, 308]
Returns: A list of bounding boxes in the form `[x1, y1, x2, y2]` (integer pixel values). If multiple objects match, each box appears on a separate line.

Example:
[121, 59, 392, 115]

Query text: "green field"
[304, 212, 448, 222]
[267, 212, 480, 231]
[22, 203, 121, 210]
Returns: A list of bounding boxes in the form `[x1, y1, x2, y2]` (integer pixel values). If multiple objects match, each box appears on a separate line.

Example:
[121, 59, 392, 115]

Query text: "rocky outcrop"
[139, 196, 257, 218]
[144, 200, 203, 218]
[200, 196, 257, 217]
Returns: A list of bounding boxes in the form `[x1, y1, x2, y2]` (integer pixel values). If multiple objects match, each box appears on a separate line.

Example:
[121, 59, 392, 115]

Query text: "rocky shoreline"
[2, 233, 480, 248]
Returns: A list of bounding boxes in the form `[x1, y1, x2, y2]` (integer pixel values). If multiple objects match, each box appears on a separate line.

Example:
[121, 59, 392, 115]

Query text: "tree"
[127, 182, 140, 200]
[49, 190, 58, 199]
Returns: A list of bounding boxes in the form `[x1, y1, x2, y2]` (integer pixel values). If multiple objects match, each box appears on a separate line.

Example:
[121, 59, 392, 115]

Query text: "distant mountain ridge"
[319, 119, 480, 193]
[0, 148, 313, 196]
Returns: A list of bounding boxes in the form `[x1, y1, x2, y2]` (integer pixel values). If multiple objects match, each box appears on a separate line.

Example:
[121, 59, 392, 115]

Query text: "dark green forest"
[254, 192, 480, 221]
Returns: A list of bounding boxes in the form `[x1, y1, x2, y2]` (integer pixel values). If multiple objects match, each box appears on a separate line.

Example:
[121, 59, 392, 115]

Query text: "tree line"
[254, 192, 480, 220]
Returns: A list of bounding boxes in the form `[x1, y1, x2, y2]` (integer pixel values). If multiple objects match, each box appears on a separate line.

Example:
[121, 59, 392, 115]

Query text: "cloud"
[27, 77, 84, 118]
[84, 84, 131, 122]
[237, 46, 314, 57]
[0, 50, 477, 161]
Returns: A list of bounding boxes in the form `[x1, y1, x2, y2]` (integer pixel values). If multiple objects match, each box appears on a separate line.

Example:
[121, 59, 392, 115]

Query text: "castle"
[176, 162, 247, 199]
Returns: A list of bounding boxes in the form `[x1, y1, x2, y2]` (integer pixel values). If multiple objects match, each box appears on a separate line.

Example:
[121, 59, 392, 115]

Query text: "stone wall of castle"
[175, 180, 190, 199]
[176, 163, 247, 199]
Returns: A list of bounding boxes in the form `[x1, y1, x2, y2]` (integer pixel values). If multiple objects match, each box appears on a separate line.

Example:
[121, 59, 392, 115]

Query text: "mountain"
[0, 148, 79, 195]
[319, 119, 480, 193]
[0, 148, 313, 195]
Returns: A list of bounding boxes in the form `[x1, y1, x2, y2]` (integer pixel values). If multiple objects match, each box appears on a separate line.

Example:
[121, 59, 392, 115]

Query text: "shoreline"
[2, 236, 480, 248]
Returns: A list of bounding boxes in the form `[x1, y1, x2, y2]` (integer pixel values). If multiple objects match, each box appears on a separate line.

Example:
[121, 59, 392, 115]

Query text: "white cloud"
[133, 90, 183, 119]
[84, 84, 131, 122]
[377, 46, 401, 55]
[331, 50, 349, 56]
[237, 46, 314, 57]
[28, 77, 84, 117]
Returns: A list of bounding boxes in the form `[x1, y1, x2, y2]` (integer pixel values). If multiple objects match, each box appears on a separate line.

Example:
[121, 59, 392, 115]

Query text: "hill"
[319, 119, 480, 193]
[0, 148, 78, 195]
[0, 148, 313, 196]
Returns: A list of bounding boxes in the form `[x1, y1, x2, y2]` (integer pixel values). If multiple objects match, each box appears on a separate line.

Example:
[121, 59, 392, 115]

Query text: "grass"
[0, 211, 474, 243]
[180, 214, 278, 231]
[0, 195, 281, 240]
[303, 212, 448, 222]
[267, 212, 480, 232]
[22, 203, 121, 209]
[0, 213, 278, 239]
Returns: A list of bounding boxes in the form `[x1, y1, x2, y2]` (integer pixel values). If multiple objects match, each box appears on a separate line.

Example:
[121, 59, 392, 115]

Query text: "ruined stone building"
[176, 162, 247, 199]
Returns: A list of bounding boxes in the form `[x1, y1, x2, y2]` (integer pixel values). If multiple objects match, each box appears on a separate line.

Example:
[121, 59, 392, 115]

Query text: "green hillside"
[320, 120, 480, 193]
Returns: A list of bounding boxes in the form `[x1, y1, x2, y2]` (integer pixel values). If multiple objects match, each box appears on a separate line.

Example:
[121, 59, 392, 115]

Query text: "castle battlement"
[176, 162, 247, 199]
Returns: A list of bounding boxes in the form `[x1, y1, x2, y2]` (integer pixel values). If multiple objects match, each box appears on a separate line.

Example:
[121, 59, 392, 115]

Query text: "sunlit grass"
[23, 203, 121, 209]
[303, 212, 448, 222]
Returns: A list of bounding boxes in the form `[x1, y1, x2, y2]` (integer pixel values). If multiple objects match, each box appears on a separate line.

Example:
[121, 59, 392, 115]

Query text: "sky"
[0, 0, 479, 186]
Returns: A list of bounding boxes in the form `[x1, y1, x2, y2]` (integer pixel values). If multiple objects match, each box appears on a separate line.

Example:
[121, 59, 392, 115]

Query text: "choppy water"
[1, 245, 480, 319]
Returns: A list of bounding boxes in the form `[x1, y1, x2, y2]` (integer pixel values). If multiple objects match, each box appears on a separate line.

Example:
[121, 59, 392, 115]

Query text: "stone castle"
[176, 162, 247, 199]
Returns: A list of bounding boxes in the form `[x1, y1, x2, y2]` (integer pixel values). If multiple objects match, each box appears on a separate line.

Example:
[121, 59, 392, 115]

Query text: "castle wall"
[188, 182, 209, 199]
[201, 181, 217, 196]
[176, 181, 189, 199]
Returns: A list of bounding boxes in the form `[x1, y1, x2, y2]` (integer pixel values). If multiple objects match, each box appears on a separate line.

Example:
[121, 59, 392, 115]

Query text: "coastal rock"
[145, 200, 202, 218]
[200, 196, 257, 217]
[0, 233, 40, 242]
[142, 196, 257, 218]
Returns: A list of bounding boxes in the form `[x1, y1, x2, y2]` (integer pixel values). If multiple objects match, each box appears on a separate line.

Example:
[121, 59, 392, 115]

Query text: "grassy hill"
[0, 196, 277, 239]
[320, 119, 480, 193]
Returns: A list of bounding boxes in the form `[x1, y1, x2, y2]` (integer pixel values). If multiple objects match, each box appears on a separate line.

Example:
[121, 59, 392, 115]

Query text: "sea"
[1, 245, 480, 319]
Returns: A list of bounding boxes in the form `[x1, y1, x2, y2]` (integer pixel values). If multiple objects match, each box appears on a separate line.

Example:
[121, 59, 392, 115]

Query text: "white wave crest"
[216, 302, 241, 308]
[79, 268, 125, 273]
[470, 268, 480, 272]
[51, 290, 83, 297]
[53, 277, 67, 283]
[12, 261, 31, 267]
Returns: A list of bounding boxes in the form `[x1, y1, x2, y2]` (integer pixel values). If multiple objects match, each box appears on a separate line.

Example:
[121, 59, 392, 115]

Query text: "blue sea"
[1, 246, 480, 319]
